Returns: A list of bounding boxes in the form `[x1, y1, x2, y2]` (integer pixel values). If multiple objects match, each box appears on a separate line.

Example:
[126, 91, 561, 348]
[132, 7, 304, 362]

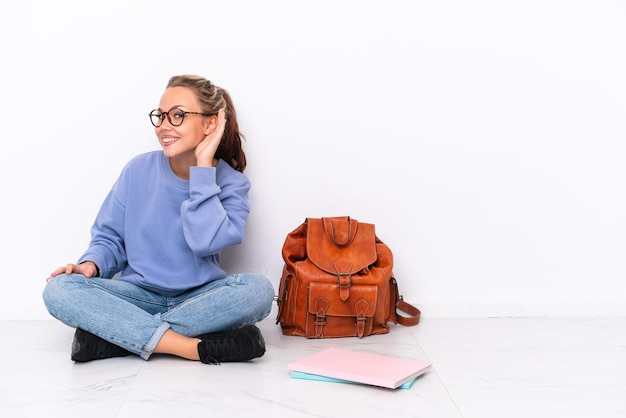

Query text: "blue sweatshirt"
[78, 151, 251, 296]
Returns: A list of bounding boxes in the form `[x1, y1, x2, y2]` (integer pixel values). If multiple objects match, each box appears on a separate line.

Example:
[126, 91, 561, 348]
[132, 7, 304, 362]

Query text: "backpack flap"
[306, 217, 377, 278]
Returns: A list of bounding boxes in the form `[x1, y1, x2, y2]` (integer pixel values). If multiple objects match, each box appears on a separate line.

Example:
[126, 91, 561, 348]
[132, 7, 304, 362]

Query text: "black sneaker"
[71, 328, 133, 362]
[197, 325, 266, 364]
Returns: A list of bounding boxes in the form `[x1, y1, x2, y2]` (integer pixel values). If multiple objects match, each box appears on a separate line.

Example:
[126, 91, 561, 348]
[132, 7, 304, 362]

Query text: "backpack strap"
[391, 277, 421, 326]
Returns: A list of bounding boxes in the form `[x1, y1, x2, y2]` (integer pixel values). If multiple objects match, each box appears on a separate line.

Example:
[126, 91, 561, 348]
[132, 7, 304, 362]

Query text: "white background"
[1, 0, 624, 320]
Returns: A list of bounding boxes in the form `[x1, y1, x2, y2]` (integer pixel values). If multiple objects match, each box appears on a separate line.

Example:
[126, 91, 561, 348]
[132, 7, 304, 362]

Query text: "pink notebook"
[287, 347, 431, 389]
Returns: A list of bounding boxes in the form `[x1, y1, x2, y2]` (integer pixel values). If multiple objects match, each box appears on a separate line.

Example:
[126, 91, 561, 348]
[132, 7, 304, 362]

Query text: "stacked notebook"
[288, 347, 432, 389]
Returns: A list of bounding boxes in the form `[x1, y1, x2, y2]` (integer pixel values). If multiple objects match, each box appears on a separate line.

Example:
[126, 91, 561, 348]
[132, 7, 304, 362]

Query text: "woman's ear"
[204, 115, 218, 135]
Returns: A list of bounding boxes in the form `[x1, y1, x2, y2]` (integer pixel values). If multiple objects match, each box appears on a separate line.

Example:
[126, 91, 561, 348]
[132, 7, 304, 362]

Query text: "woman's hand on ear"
[195, 108, 226, 167]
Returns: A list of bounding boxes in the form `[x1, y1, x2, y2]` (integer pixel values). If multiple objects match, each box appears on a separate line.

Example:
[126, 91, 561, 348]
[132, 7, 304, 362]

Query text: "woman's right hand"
[46, 262, 98, 282]
[195, 108, 226, 167]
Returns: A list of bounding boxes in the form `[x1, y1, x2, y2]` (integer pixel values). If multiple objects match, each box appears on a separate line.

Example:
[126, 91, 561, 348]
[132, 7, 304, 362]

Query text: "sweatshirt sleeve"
[77, 172, 129, 278]
[181, 164, 251, 257]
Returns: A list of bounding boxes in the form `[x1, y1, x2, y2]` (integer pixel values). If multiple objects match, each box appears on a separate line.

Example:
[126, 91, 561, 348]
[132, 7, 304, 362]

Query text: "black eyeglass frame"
[148, 109, 211, 127]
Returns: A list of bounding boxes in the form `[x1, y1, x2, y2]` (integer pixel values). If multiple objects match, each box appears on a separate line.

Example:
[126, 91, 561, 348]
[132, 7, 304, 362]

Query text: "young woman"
[43, 75, 274, 364]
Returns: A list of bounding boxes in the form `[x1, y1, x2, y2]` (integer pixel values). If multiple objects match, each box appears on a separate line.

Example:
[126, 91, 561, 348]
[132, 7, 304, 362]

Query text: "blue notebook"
[290, 370, 418, 389]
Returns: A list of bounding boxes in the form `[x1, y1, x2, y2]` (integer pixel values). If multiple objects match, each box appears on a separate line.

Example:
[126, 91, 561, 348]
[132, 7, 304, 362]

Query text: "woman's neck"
[168, 155, 195, 180]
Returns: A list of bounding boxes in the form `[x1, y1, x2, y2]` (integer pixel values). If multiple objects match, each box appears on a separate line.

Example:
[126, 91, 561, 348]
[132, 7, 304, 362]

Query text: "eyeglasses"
[148, 108, 210, 127]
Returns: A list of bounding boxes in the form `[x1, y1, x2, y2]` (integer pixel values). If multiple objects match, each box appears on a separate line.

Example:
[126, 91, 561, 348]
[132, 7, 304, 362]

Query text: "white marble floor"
[1, 312, 625, 418]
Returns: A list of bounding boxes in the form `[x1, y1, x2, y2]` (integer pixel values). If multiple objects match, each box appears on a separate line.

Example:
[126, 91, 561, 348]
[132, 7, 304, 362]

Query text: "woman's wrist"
[80, 260, 100, 277]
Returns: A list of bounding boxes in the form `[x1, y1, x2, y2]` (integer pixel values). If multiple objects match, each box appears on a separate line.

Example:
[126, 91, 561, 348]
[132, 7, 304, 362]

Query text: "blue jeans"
[42, 273, 275, 360]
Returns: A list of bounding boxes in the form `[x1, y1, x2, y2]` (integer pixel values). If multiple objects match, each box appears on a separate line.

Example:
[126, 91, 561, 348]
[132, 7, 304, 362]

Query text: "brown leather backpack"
[276, 216, 421, 338]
